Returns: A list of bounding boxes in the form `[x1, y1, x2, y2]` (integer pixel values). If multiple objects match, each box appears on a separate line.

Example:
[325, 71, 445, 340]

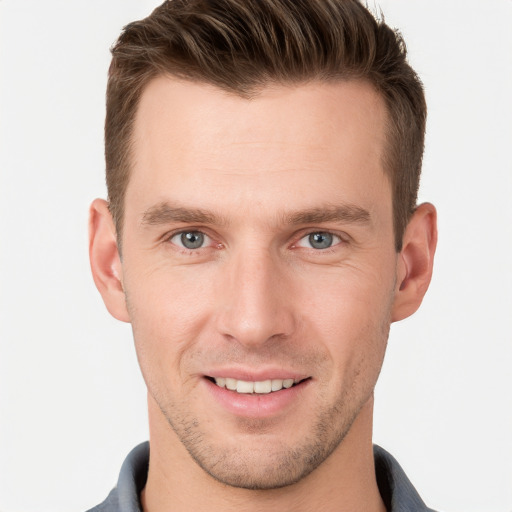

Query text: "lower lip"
[203, 378, 311, 418]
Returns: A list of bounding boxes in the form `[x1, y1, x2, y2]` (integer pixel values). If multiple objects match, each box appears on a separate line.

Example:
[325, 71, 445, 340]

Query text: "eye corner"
[165, 229, 225, 254]
[167, 229, 210, 251]
[294, 230, 344, 251]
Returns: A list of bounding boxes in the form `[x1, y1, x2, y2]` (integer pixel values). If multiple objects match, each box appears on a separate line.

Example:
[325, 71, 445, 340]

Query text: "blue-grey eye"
[172, 231, 206, 249]
[308, 232, 334, 249]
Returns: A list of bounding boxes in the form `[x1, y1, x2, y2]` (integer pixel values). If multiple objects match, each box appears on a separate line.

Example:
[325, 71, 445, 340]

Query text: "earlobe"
[89, 198, 130, 323]
[391, 202, 437, 322]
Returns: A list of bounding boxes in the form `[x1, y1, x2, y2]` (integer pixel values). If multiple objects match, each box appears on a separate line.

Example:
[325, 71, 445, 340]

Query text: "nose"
[215, 248, 297, 348]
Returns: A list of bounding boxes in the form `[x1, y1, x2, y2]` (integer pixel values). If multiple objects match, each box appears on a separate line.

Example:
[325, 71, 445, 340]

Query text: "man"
[87, 0, 437, 510]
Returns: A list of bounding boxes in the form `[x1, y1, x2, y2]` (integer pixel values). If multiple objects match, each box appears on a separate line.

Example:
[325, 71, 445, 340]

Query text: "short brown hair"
[106, 0, 426, 251]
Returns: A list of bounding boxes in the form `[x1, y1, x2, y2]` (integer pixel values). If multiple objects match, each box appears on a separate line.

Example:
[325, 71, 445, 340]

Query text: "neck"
[141, 395, 386, 512]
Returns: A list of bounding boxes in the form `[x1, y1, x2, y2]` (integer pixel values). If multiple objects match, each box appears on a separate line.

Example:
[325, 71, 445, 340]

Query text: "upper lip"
[203, 368, 310, 382]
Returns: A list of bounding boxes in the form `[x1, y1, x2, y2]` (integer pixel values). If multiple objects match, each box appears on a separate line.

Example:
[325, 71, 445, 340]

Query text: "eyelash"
[293, 231, 344, 251]
[166, 230, 218, 253]
[164, 228, 347, 255]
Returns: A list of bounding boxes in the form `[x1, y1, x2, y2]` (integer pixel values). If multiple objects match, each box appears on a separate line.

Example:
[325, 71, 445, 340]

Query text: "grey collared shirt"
[86, 442, 438, 511]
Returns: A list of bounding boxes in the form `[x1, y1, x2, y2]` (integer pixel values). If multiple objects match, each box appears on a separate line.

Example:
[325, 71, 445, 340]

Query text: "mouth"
[205, 376, 311, 394]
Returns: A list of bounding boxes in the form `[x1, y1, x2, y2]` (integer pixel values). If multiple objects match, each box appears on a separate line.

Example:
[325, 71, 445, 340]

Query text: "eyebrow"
[141, 202, 371, 228]
[141, 202, 222, 226]
[286, 205, 371, 226]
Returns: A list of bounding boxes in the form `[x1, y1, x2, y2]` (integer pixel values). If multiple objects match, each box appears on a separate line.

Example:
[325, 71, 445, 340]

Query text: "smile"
[209, 377, 308, 394]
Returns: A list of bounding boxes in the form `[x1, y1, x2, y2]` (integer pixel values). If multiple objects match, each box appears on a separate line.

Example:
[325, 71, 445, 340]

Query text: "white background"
[1, 1, 511, 511]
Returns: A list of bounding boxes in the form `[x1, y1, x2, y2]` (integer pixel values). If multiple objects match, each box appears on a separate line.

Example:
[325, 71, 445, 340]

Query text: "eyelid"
[292, 230, 346, 249]
[162, 227, 348, 251]
[163, 228, 216, 251]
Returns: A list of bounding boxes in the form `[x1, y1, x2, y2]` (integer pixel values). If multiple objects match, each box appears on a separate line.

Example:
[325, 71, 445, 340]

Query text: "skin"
[89, 77, 437, 512]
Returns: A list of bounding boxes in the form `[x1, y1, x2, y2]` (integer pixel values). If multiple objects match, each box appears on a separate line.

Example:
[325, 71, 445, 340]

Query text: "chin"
[170, 409, 356, 490]
[192, 444, 326, 490]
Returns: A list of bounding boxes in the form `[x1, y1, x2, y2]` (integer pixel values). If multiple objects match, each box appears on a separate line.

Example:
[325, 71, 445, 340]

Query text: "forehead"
[127, 76, 390, 225]
[133, 76, 387, 158]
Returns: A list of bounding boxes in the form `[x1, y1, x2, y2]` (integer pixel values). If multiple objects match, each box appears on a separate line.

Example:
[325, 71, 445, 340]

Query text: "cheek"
[300, 258, 396, 326]
[298, 262, 394, 376]
[125, 257, 216, 326]
[123, 264, 217, 387]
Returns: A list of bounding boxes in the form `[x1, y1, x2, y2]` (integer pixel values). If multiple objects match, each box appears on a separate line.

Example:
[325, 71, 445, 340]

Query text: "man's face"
[120, 77, 399, 489]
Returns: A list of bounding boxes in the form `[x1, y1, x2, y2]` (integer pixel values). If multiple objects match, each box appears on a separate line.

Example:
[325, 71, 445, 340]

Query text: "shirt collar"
[95, 442, 435, 512]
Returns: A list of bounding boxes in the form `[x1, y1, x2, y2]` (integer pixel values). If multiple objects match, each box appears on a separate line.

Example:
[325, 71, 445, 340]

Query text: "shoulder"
[85, 442, 149, 512]
[86, 488, 119, 512]
[374, 445, 439, 512]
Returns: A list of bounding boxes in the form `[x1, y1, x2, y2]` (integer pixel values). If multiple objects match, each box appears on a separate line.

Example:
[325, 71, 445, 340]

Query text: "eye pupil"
[309, 232, 333, 249]
[181, 231, 204, 249]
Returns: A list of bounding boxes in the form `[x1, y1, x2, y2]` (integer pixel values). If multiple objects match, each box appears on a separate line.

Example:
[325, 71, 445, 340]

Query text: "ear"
[88, 198, 130, 323]
[391, 202, 438, 322]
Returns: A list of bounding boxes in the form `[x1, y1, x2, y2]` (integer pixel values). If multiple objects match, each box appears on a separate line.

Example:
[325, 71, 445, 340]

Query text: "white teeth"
[215, 377, 226, 388]
[236, 380, 254, 393]
[225, 378, 237, 391]
[212, 377, 303, 394]
[272, 379, 285, 391]
[254, 380, 272, 394]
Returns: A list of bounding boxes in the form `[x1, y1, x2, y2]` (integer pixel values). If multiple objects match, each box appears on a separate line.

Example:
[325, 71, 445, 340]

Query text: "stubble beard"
[153, 376, 376, 490]
[134, 286, 393, 491]
[152, 319, 391, 490]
